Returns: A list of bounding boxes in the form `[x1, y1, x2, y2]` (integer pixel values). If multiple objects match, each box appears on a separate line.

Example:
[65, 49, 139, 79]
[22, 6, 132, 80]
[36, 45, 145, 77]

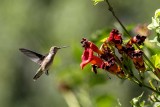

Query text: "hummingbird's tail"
[33, 68, 43, 81]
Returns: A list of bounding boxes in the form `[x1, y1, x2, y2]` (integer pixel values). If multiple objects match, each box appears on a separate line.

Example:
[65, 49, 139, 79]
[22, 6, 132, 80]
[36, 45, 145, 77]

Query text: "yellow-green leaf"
[100, 37, 107, 42]
[151, 54, 160, 68]
[155, 9, 160, 18]
[92, 0, 104, 5]
[130, 92, 145, 107]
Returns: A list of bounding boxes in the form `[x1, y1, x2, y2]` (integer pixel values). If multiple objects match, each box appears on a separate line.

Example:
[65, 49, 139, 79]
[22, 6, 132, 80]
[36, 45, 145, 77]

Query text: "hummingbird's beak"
[59, 46, 69, 49]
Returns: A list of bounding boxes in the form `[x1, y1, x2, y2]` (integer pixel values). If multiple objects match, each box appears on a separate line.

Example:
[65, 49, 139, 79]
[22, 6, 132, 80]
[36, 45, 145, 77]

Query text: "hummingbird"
[19, 46, 68, 81]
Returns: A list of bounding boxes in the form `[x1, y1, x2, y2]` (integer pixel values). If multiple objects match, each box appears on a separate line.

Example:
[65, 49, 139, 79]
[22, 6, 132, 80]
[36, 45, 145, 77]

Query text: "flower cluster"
[80, 29, 146, 76]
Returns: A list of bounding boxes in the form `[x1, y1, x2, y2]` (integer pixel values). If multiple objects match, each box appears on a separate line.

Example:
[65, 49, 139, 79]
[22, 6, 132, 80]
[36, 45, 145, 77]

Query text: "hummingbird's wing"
[19, 48, 45, 65]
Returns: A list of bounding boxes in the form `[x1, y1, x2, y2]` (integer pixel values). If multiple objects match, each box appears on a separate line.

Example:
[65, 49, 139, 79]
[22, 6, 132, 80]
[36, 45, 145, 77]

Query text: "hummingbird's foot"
[45, 70, 49, 75]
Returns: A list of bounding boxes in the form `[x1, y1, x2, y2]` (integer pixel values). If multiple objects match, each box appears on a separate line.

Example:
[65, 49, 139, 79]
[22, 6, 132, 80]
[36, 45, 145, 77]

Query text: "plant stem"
[105, 0, 160, 79]
[105, 0, 130, 37]
[142, 84, 160, 94]
[131, 76, 160, 94]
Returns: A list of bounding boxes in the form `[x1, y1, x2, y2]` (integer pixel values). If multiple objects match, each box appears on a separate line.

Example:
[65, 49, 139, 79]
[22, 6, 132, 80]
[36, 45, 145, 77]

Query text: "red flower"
[131, 50, 145, 72]
[99, 41, 124, 75]
[80, 48, 104, 69]
[80, 37, 124, 76]
[108, 29, 123, 45]
[102, 58, 124, 76]
[81, 38, 103, 54]
[107, 29, 123, 53]
[127, 35, 146, 46]
[80, 38, 104, 69]
[108, 64, 123, 75]
[99, 43, 114, 61]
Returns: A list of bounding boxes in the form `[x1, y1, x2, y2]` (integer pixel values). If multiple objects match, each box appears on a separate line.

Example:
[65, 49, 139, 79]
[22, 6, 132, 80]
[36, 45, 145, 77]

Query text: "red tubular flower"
[133, 58, 145, 72]
[108, 63, 122, 74]
[132, 35, 146, 45]
[130, 50, 145, 72]
[127, 35, 146, 46]
[99, 42, 124, 75]
[81, 38, 103, 54]
[80, 38, 104, 70]
[125, 46, 146, 72]
[80, 48, 104, 69]
[89, 41, 103, 54]
[100, 43, 114, 61]
[108, 29, 122, 45]
[102, 58, 124, 76]
[107, 29, 123, 53]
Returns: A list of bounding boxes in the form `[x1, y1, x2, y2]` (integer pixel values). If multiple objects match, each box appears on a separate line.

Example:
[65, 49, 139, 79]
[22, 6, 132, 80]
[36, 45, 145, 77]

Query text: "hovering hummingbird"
[19, 46, 68, 81]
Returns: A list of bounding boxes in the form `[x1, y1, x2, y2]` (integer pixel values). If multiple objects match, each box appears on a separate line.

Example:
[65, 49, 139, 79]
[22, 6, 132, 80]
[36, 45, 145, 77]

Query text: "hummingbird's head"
[50, 46, 61, 54]
[50, 46, 68, 54]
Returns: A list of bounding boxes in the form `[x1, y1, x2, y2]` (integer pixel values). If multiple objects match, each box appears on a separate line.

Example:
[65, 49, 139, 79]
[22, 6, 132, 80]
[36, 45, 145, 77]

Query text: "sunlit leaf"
[156, 27, 160, 34]
[150, 93, 160, 107]
[92, 0, 104, 5]
[100, 37, 107, 42]
[148, 9, 160, 36]
[130, 92, 145, 107]
[150, 36, 158, 43]
[154, 102, 160, 107]
[151, 54, 160, 68]
[149, 80, 156, 90]
[155, 9, 160, 18]
[149, 36, 160, 47]
[147, 17, 159, 30]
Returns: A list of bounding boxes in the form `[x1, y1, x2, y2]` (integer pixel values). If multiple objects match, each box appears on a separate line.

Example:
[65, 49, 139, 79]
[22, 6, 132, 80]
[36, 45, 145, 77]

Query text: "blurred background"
[0, 0, 159, 107]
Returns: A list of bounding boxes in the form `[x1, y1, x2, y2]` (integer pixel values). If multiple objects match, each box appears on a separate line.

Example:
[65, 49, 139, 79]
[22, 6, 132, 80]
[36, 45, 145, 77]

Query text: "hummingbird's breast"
[41, 53, 55, 71]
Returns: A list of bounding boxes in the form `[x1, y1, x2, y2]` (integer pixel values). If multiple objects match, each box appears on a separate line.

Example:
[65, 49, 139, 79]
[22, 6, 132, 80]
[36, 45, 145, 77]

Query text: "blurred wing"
[19, 48, 45, 65]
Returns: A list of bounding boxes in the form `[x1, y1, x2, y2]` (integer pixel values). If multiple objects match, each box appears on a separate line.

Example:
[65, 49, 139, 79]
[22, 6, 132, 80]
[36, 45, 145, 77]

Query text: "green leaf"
[156, 27, 160, 34]
[155, 9, 160, 18]
[130, 92, 145, 107]
[154, 102, 160, 107]
[149, 36, 160, 47]
[100, 37, 107, 42]
[92, 0, 104, 5]
[147, 17, 159, 30]
[150, 36, 158, 43]
[148, 9, 160, 35]
[151, 54, 160, 68]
